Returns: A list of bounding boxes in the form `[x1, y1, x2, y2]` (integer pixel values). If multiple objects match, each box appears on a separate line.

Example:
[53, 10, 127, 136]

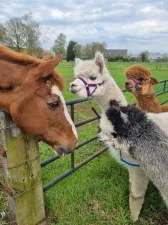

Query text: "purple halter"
[78, 76, 105, 97]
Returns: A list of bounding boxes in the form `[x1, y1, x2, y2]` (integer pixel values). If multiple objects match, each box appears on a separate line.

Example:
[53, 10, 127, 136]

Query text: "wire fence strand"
[0, 202, 45, 225]
[0, 181, 42, 199]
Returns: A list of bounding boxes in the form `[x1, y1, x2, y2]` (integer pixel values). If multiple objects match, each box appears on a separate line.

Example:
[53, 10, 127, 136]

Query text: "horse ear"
[35, 54, 62, 79]
[94, 52, 105, 74]
[41, 53, 51, 61]
[75, 58, 82, 65]
[150, 77, 159, 85]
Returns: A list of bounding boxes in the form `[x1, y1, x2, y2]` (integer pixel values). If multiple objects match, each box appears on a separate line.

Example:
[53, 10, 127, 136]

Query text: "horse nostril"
[61, 146, 69, 154]
[56, 146, 69, 156]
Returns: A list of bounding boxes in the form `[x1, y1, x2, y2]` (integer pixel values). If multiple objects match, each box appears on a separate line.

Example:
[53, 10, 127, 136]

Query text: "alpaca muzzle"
[126, 78, 140, 91]
[78, 76, 104, 97]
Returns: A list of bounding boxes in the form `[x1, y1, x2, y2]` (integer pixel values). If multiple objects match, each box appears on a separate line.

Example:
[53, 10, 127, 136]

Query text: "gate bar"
[43, 146, 108, 191]
[41, 135, 98, 168]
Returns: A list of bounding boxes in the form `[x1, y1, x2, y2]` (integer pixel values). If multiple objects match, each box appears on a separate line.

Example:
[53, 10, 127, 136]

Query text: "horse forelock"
[51, 70, 64, 92]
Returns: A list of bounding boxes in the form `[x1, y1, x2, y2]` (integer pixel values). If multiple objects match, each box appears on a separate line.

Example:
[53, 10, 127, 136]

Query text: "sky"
[0, 0, 168, 54]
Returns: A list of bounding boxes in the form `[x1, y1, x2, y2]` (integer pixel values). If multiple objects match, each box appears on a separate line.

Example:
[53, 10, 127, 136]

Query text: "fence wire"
[0, 78, 168, 224]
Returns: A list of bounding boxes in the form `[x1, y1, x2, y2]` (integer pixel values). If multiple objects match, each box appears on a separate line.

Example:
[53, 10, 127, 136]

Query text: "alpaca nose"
[70, 83, 76, 88]
[125, 82, 129, 86]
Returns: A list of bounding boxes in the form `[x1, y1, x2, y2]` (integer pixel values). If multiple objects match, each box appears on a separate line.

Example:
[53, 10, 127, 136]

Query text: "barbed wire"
[0, 181, 42, 199]
[0, 202, 45, 225]
[7, 156, 40, 170]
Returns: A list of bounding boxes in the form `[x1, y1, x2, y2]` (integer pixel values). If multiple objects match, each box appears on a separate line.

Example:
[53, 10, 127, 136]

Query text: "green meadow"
[1, 62, 168, 225]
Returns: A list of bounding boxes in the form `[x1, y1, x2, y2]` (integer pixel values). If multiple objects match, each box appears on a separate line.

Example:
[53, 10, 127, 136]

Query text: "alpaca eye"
[48, 101, 59, 109]
[138, 78, 145, 83]
[90, 76, 96, 81]
[111, 132, 118, 138]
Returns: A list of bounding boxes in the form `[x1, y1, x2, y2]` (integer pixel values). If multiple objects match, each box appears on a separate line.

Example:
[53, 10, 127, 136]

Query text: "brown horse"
[0, 46, 78, 156]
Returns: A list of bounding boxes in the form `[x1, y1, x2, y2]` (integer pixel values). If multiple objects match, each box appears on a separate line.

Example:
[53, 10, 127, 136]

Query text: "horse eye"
[90, 76, 96, 81]
[48, 101, 59, 109]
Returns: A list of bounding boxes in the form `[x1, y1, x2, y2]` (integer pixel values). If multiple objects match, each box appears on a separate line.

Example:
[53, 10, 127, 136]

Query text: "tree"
[0, 24, 5, 43]
[82, 42, 107, 59]
[22, 12, 41, 56]
[156, 57, 162, 62]
[2, 12, 42, 55]
[91, 42, 107, 55]
[123, 55, 130, 62]
[162, 56, 168, 62]
[130, 57, 137, 62]
[108, 56, 116, 62]
[67, 41, 77, 61]
[73, 43, 82, 58]
[52, 33, 66, 57]
[3, 17, 27, 52]
[140, 50, 149, 62]
[82, 43, 93, 58]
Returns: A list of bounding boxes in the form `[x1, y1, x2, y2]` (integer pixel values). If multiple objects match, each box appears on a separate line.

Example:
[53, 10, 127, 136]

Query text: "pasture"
[1, 61, 168, 225]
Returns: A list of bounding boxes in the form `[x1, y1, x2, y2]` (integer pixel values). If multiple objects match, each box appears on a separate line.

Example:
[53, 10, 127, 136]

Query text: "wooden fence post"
[0, 111, 46, 225]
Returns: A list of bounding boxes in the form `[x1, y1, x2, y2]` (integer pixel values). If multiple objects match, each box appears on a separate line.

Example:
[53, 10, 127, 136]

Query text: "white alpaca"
[70, 52, 168, 221]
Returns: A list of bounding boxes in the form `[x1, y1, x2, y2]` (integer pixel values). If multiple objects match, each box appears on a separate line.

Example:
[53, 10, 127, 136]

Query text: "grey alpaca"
[100, 102, 168, 209]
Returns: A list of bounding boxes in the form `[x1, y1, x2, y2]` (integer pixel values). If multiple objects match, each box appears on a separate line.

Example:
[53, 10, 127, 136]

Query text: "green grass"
[1, 62, 168, 225]
[41, 62, 168, 225]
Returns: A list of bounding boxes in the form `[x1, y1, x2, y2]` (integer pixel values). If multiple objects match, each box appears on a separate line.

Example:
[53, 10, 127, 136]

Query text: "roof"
[104, 49, 127, 57]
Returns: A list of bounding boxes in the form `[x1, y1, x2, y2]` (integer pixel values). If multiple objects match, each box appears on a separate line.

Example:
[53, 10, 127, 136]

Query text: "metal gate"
[41, 79, 168, 192]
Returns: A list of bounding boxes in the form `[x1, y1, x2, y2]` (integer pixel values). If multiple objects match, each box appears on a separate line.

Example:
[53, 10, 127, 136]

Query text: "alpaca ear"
[94, 52, 105, 74]
[120, 112, 128, 123]
[106, 105, 120, 122]
[75, 58, 82, 65]
[34, 54, 62, 79]
[150, 77, 159, 85]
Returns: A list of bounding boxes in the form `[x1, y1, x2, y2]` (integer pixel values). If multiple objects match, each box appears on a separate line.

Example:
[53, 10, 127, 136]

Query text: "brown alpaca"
[124, 64, 168, 220]
[125, 65, 168, 113]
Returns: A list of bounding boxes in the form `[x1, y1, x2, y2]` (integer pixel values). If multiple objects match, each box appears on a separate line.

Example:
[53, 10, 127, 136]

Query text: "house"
[104, 49, 128, 58]
[149, 52, 162, 61]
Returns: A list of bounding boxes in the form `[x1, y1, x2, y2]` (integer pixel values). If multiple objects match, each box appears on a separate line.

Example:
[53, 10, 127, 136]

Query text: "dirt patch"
[138, 207, 168, 225]
[90, 200, 118, 220]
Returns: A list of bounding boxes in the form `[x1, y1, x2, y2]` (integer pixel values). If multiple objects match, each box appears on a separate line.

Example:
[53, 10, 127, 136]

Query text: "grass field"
[1, 62, 168, 225]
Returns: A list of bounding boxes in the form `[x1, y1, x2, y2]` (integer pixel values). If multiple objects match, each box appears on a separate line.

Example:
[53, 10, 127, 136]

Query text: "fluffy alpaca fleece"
[99, 102, 168, 210]
[125, 64, 168, 113]
[70, 53, 127, 111]
[70, 52, 168, 221]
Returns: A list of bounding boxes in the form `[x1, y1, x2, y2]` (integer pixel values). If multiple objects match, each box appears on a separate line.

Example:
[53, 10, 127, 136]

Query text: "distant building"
[104, 49, 128, 58]
[149, 52, 162, 61]
[148, 52, 168, 61]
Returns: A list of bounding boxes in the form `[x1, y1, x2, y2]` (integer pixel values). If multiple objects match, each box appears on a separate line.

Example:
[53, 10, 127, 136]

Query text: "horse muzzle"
[55, 146, 71, 157]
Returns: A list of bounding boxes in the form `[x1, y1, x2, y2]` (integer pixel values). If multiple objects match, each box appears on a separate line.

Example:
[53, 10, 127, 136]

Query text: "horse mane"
[0, 45, 42, 64]
[0, 45, 64, 91]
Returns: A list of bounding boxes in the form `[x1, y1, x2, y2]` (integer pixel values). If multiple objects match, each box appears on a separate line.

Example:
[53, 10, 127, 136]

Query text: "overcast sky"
[1, 0, 168, 54]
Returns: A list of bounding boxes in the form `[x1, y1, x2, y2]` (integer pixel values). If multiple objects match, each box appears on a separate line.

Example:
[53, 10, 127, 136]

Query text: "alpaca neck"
[135, 94, 160, 113]
[94, 74, 127, 112]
